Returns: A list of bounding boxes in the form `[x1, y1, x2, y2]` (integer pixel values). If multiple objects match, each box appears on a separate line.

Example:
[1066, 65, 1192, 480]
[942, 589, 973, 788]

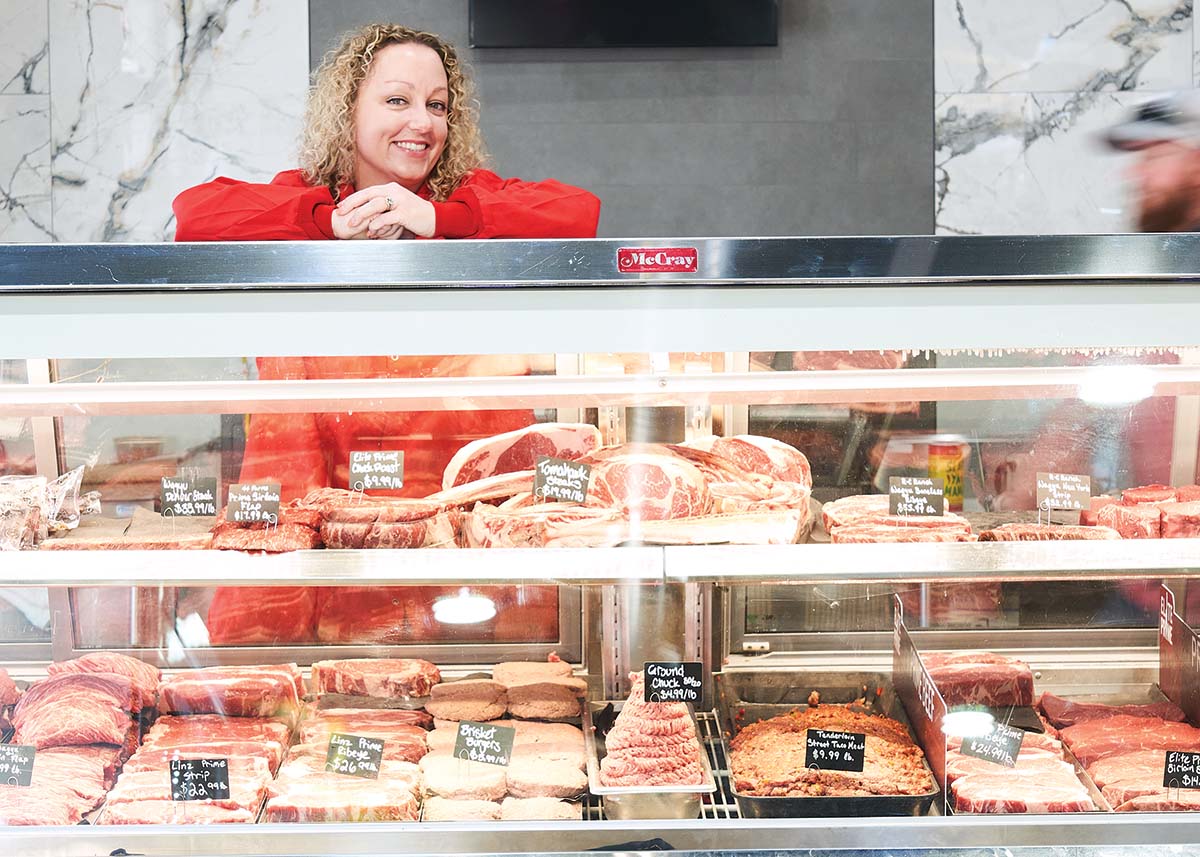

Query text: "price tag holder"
[1036, 472, 1091, 524]
[227, 483, 281, 525]
[644, 661, 703, 703]
[349, 451, 404, 492]
[889, 476, 944, 517]
[170, 758, 231, 801]
[325, 732, 384, 780]
[160, 476, 218, 517]
[0, 745, 35, 787]
[962, 722, 1025, 768]
[455, 721, 515, 767]
[804, 729, 866, 772]
[1164, 750, 1200, 789]
[533, 455, 592, 504]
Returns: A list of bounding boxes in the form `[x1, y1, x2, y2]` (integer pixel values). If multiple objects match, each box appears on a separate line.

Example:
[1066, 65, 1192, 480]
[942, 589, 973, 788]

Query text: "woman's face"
[352, 42, 450, 192]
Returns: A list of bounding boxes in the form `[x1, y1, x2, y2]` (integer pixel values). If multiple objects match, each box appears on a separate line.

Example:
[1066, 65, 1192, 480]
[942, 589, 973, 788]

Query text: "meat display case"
[2, 235, 1200, 856]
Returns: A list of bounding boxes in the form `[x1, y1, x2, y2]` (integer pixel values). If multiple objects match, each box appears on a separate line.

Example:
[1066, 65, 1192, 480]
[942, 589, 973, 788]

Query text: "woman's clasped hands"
[332, 183, 436, 240]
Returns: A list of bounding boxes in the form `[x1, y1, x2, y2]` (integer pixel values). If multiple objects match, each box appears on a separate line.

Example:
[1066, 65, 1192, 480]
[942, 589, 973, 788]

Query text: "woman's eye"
[386, 96, 407, 106]
[428, 101, 448, 114]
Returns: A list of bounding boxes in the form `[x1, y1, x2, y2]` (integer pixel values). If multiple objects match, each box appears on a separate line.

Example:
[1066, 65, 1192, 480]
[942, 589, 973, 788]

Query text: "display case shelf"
[4, 363, 1200, 417]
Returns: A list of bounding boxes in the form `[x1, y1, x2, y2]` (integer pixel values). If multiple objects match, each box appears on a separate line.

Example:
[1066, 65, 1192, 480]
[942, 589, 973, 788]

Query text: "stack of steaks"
[921, 652, 1034, 708]
[1089, 484, 1200, 539]
[822, 495, 973, 544]
[1040, 692, 1200, 811]
[945, 729, 1094, 813]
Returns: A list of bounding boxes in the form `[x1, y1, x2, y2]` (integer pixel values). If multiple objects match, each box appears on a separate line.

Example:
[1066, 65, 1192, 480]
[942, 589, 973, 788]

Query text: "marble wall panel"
[0, 1, 308, 243]
[935, 0, 1195, 234]
[0, 95, 52, 240]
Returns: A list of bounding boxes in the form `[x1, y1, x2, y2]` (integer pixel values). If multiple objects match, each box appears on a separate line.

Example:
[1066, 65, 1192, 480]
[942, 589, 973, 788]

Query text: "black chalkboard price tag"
[169, 758, 231, 801]
[889, 476, 945, 516]
[160, 476, 218, 517]
[1164, 750, 1200, 789]
[454, 720, 515, 766]
[349, 451, 404, 492]
[962, 722, 1025, 768]
[804, 729, 866, 772]
[0, 745, 35, 787]
[643, 661, 703, 703]
[325, 732, 384, 780]
[227, 483, 281, 525]
[533, 455, 592, 504]
[1036, 472, 1091, 512]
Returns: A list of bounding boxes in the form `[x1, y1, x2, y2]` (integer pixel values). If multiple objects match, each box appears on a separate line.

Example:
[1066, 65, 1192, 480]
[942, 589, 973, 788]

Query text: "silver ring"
[383, 196, 394, 211]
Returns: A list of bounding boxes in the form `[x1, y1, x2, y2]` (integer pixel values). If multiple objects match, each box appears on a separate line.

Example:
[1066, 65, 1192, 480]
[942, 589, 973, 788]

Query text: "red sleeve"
[429, 169, 601, 239]
[238, 357, 330, 501]
[173, 170, 338, 241]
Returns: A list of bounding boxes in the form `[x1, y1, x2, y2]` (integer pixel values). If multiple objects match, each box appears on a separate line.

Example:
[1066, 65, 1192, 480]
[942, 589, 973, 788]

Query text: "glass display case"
[2, 235, 1200, 856]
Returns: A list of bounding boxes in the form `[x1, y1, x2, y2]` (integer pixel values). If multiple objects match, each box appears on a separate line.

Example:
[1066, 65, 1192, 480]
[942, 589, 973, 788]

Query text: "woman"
[174, 24, 600, 240]
[183, 25, 577, 645]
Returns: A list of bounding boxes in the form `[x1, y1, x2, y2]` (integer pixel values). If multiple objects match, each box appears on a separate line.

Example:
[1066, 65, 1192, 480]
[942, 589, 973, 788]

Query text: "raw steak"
[944, 748, 1065, 783]
[142, 714, 292, 748]
[1079, 495, 1116, 527]
[46, 652, 160, 702]
[831, 524, 973, 544]
[427, 470, 535, 509]
[443, 422, 601, 489]
[0, 747, 113, 825]
[211, 522, 321, 552]
[320, 510, 459, 549]
[104, 766, 270, 812]
[99, 800, 256, 824]
[922, 652, 1034, 707]
[821, 494, 971, 534]
[1087, 750, 1171, 804]
[979, 524, 1119, 541]
[301, 705, 432, 730]
[128, 742, 285, 775]
[157, 664, 303, 718]
[1097, 503, 1162, 539]
[1176, 485, 1200, 502]
[264, 775, 420, 822]
[586, 451, 711, 520]
[311, 657, 441, 699]
[1160, 500, 1200, 539]
[462, 502, 620, 548]
[1122, 484, 1176, 504]
[1060, 714, 1200, 766]
[14, 673, 139, 748]
[683, 434, 813, 489]
[297, 722, 428, 763]
[0, 667, 19, 707]
[301, 488, 443, 522]
[1113, 791, 1200, 812]
[951, 767, 1094, 813]
[1038, 693, 1186, 729]
[207, 586, 319, 644]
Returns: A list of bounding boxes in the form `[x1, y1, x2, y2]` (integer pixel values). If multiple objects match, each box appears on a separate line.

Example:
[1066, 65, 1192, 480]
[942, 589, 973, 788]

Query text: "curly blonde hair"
[300, 24, 486, 201]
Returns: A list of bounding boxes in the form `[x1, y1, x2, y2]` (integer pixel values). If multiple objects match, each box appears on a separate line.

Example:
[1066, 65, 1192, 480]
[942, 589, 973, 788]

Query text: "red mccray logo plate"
[617, 247, 699, 273]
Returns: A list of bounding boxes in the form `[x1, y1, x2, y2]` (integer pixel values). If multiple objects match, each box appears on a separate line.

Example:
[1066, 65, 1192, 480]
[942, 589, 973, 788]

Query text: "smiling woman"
[171, 23, 600, 241]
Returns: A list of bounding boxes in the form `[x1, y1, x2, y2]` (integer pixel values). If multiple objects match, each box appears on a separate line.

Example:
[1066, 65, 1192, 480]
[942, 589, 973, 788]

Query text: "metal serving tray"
[715, 671, 940, 817]
[584, 700, 717, 820]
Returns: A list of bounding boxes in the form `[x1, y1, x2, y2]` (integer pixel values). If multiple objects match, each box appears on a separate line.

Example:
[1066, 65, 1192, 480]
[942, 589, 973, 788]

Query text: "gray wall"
[310, 1, 933, 238]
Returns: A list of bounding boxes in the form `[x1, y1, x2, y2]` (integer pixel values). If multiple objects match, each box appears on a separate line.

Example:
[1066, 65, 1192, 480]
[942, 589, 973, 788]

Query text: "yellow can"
[928, 442, 965, 512]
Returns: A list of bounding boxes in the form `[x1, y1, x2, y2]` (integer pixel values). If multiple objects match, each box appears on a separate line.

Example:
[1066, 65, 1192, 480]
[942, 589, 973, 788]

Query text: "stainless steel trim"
[668, 542, 1200, 584]
[0, 547, 664, 586]
[8, 235, 1200, 290]
[7, 363, 1200, 417]
[7, 813, 1200, 854]
[731, 629, 1159, 656]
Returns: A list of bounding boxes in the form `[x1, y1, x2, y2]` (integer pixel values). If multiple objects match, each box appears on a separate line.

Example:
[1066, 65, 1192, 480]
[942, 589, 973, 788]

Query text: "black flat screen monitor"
[469, 0, 779, 48]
